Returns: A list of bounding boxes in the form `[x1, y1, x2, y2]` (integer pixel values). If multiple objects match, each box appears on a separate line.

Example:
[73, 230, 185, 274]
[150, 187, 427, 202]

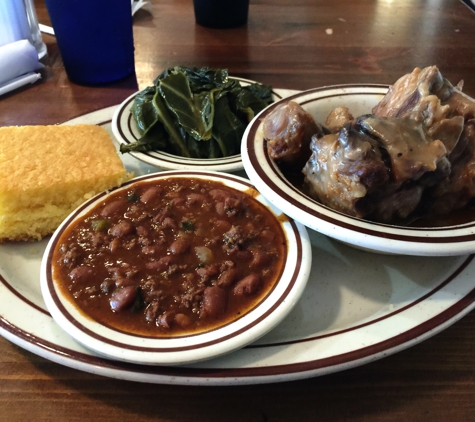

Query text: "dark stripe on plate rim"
[246, 86, 475, 244]
[2, 253, 475, 380]
[45, 171, 302, 353]
[249, 254, 474, 347]
[0, 273, 50, 316]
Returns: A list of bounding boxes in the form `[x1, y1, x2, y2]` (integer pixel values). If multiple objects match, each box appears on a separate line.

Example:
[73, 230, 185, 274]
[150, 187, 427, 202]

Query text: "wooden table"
[2, 0, 475, 420]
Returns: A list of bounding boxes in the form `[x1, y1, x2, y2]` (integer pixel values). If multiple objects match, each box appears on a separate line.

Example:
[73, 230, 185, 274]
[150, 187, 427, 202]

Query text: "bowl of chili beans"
[40, 170, 311, 365]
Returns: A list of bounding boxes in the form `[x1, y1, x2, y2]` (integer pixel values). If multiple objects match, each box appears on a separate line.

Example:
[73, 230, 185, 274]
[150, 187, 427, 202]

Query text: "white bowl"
[112, 78, 283, 173]
[40, 171, 311, 365]
[241, 84, 475, 256]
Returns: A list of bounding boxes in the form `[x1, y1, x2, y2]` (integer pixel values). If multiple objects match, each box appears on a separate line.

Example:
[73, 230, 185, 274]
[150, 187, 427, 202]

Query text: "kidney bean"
[260, 229, 275, 242]
[114, 276, 136, 288]
[213, 220, 232, 232]
[249, 247, 270, 268]
[141, 245, 157, 255]
[69, 265, 94, 283]
[169, 238, 190, 254]
[171, 197, 186, 207]
[187, 193, 207, 205]
[201, 286, 227, 318]
[175, 313, 191, 328]
[196, 264, 219, 282]
[159, 310, 176, 329]
[136, 225, 148, 237]
[153, 206, 170, 223]
[217, 268, 241, 288]
[90, 231, 108, 247]
[109, 220, 134, 237]
[146, 256, 173, 272]
[110, 286, 137, 312]
[145, 300, 160, 322]
[100, 199, 127, 217]
[215, 202, 225, 216]
[235, 249, 253, 260]
[233, 274, 261, 296]
[209, 189, 234, 202]
[162, 217, 178, 230]
[109, 238, 121, 253]
[140, 186, 163, 204]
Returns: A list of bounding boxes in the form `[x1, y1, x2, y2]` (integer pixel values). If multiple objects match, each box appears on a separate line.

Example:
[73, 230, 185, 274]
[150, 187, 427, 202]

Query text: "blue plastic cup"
[193, 0, 249, 29]
[45, 0, 135, 85]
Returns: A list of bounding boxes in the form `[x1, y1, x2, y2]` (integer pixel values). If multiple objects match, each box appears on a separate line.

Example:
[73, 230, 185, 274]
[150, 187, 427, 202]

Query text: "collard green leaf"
[158, 71, 215, 141]
[130, 85, 158, 135]
[125, 66, 274, 159]
[234, 83, 274, 122]
[119, 125, 167, 153]
[212, 95, 245, 157]
[151, 88, 191, 157]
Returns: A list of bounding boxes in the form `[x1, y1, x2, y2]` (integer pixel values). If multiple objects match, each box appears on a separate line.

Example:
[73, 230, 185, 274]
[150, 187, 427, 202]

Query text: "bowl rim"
[40, 170, 311, 365]
[111, 77, 284, 173]
[241, 83, 475, 257]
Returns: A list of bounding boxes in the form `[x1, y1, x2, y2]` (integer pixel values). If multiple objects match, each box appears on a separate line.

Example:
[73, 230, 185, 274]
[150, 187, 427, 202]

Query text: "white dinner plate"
[242, 84, 475, 256]
[2, 97, 475, 386]
[112, 77, 284, 173]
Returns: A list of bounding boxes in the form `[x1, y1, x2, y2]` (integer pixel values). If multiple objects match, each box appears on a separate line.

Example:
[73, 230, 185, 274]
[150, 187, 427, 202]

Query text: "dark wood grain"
[2, 0, 475, 420]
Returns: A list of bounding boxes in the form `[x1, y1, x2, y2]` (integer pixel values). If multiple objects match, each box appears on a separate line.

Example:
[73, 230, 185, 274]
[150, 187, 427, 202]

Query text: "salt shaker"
[0, 0, 47, 58]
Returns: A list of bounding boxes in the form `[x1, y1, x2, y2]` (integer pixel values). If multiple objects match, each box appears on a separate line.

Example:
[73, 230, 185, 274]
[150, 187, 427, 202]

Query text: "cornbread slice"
[0, 124, 133, 242]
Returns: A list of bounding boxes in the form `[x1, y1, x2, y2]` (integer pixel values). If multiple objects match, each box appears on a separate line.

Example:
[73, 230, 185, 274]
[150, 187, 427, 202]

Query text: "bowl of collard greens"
[112, 66, 278, 172]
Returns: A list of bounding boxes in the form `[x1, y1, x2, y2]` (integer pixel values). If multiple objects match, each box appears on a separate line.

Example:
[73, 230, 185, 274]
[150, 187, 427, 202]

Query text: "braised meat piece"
[429, 120, 475, 215]
[373, 66, 475, 216]
[372, 66, 471, 155]
[373, 66, 475, 125]
[324, 106, 354, 133]
[303, 115, 449, 222]
[263, 101, 322, 166]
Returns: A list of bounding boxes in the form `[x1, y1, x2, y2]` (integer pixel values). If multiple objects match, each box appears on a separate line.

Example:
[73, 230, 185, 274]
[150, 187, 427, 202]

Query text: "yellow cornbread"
[0, 124, 133, 242]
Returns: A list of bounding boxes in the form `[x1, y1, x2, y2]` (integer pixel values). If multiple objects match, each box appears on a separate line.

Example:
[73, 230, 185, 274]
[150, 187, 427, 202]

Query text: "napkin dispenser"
[0, 0, 45, 96]
[0, 0, 46, 58]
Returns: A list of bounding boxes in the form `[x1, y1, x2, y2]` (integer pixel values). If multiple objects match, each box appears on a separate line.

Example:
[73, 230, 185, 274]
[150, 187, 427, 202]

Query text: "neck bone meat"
[263, 66, 475, 225]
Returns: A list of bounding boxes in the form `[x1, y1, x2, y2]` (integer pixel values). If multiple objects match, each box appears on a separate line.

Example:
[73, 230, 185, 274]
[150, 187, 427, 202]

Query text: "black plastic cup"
[194, 0, 249, 29]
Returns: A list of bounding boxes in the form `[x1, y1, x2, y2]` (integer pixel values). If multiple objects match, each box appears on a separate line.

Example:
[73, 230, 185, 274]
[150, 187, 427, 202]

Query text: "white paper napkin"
[132, 0, 152, 15]
[0, 39, 43, 96]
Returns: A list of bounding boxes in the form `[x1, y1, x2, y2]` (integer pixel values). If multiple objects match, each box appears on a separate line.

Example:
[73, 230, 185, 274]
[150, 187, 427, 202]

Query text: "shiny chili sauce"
[52, 177, 287, 337]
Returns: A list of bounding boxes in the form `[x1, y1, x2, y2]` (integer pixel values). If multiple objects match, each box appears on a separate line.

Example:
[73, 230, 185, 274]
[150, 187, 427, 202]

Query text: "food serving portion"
[112, 66, 277, 172]
[52, 177, 287, 336]
[40, 171, 311, 365]
[0, 124, 132, 242]
[265, 66, 475, 225]
[242, 67, 475, 256]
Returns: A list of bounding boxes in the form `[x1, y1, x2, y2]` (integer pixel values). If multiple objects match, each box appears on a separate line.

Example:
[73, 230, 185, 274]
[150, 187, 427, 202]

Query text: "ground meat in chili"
[52, 177, 287, 337]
